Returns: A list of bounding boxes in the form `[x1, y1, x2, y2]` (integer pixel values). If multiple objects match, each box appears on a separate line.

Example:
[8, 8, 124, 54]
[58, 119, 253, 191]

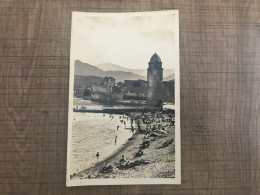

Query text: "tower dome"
[150, 53, 161, 62]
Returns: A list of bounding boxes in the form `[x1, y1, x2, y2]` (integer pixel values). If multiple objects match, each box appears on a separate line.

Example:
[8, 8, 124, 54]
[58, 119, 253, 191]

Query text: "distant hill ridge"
[96, 63, 175, 78]
[74, 60, 174, 82]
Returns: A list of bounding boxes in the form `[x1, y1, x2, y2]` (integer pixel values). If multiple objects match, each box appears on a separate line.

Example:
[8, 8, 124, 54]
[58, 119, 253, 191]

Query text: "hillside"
[95, 63, 130, 72]
[164, 73, 175, 81]
[74, 60, 104, 77]
[74, 75, 103, 89]
[75, 60, 145, 82]
[96, 63, 175, 77]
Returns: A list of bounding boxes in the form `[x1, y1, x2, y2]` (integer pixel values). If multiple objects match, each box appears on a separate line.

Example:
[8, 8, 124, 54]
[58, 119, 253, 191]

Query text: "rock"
[150, 133, 159, 137]
[117, 160, 150, 170]
[159, 139, 174, 149]
[100, 165, 113, 173]
[70, 173, 76, 179]
[134, 149, 144, 157]
[158, 130, 168, 134]
[139, 140, 150, 149]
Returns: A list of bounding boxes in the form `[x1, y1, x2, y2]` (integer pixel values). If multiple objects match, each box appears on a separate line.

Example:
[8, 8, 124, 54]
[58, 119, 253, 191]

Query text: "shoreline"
[70, 110, 175, 180]
[71, 132, 141, 179]
[73, 108, 148, 114]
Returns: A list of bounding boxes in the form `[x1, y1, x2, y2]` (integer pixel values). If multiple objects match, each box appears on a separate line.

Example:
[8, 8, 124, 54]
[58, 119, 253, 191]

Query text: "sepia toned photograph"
[66, 10, 180, 186]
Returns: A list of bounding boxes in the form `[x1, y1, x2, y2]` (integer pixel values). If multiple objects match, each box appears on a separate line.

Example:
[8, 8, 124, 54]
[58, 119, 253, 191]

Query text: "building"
[123, 80, 147, 100]
[91, 76, 123, 101]
[91, 76, 115, 93]
[86, 55, 174, 104]
[147, 53, 163, 107]
[162, 80, 175, 103]
[102, 76, 115, 87]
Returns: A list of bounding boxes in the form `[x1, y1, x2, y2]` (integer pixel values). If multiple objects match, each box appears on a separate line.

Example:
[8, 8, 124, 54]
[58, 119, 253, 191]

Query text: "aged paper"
[67, 10, 180, 186]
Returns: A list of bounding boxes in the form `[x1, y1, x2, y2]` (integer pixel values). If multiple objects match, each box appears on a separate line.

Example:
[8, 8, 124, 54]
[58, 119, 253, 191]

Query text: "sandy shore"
[70, 111, 175, 180]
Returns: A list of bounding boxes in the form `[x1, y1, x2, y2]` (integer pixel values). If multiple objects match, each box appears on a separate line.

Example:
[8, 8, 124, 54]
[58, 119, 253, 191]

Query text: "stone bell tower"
[147, 53, 163, 108]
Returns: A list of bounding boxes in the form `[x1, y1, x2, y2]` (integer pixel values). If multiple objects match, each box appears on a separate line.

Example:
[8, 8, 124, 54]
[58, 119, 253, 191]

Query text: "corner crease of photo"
[66, 10, 180, 186]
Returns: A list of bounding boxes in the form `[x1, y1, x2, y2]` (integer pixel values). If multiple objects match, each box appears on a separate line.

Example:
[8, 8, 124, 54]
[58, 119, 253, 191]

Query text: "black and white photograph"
[66, 10, 180, 186]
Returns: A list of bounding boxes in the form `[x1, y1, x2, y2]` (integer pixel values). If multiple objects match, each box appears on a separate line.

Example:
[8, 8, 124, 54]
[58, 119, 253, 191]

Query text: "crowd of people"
[96, 110, 175, 174]
[99, 110, 175, 173]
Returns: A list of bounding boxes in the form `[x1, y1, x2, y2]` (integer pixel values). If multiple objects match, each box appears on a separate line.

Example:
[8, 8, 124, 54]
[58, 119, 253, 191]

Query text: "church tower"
[147, 53, 163, 108]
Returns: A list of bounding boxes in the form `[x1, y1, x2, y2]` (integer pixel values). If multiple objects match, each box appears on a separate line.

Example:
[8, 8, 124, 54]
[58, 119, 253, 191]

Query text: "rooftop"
[150, 53, 161, 62]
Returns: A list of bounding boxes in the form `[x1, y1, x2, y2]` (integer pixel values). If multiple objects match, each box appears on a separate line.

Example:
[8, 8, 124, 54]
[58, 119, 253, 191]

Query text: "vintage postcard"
[67, 10, 180, 186]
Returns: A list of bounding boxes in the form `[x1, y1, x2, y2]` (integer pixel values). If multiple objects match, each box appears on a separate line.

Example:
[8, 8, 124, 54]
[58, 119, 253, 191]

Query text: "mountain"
[74, 60, 104, 76]
[74, 75, 103, 89]
[105, 71, 146, 81]
[163, 70, 175, 78]
[74, 60, 146, 82]
[164, 74, 175, 81]
[95, 63, 130, 72]
[96, 63, 175, 78]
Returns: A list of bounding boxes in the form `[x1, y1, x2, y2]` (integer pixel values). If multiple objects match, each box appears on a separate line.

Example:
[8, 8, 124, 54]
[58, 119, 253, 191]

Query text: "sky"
[70, 11, 179, 70]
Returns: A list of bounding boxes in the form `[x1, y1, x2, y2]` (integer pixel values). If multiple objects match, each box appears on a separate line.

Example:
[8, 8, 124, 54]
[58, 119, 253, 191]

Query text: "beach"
[70, 110, 175, 179]
[70, 112, 134, 174]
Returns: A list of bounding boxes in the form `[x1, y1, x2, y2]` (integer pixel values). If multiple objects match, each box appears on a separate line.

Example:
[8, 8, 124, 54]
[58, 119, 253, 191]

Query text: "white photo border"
[66, 10, 181, 186]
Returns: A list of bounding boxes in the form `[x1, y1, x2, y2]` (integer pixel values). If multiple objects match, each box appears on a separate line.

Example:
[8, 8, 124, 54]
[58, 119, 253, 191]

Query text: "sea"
[70, 98, 137, 174]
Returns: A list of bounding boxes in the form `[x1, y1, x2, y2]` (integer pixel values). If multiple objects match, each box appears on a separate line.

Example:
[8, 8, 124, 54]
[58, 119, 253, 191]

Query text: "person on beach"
[115, 136, 117, 145]
[117, 125, 119, 130]
[120, 155, 126, 163]
[96, 152, 100, 158]
[146, 125, 149, 134]
[131, 125, 135, 135]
